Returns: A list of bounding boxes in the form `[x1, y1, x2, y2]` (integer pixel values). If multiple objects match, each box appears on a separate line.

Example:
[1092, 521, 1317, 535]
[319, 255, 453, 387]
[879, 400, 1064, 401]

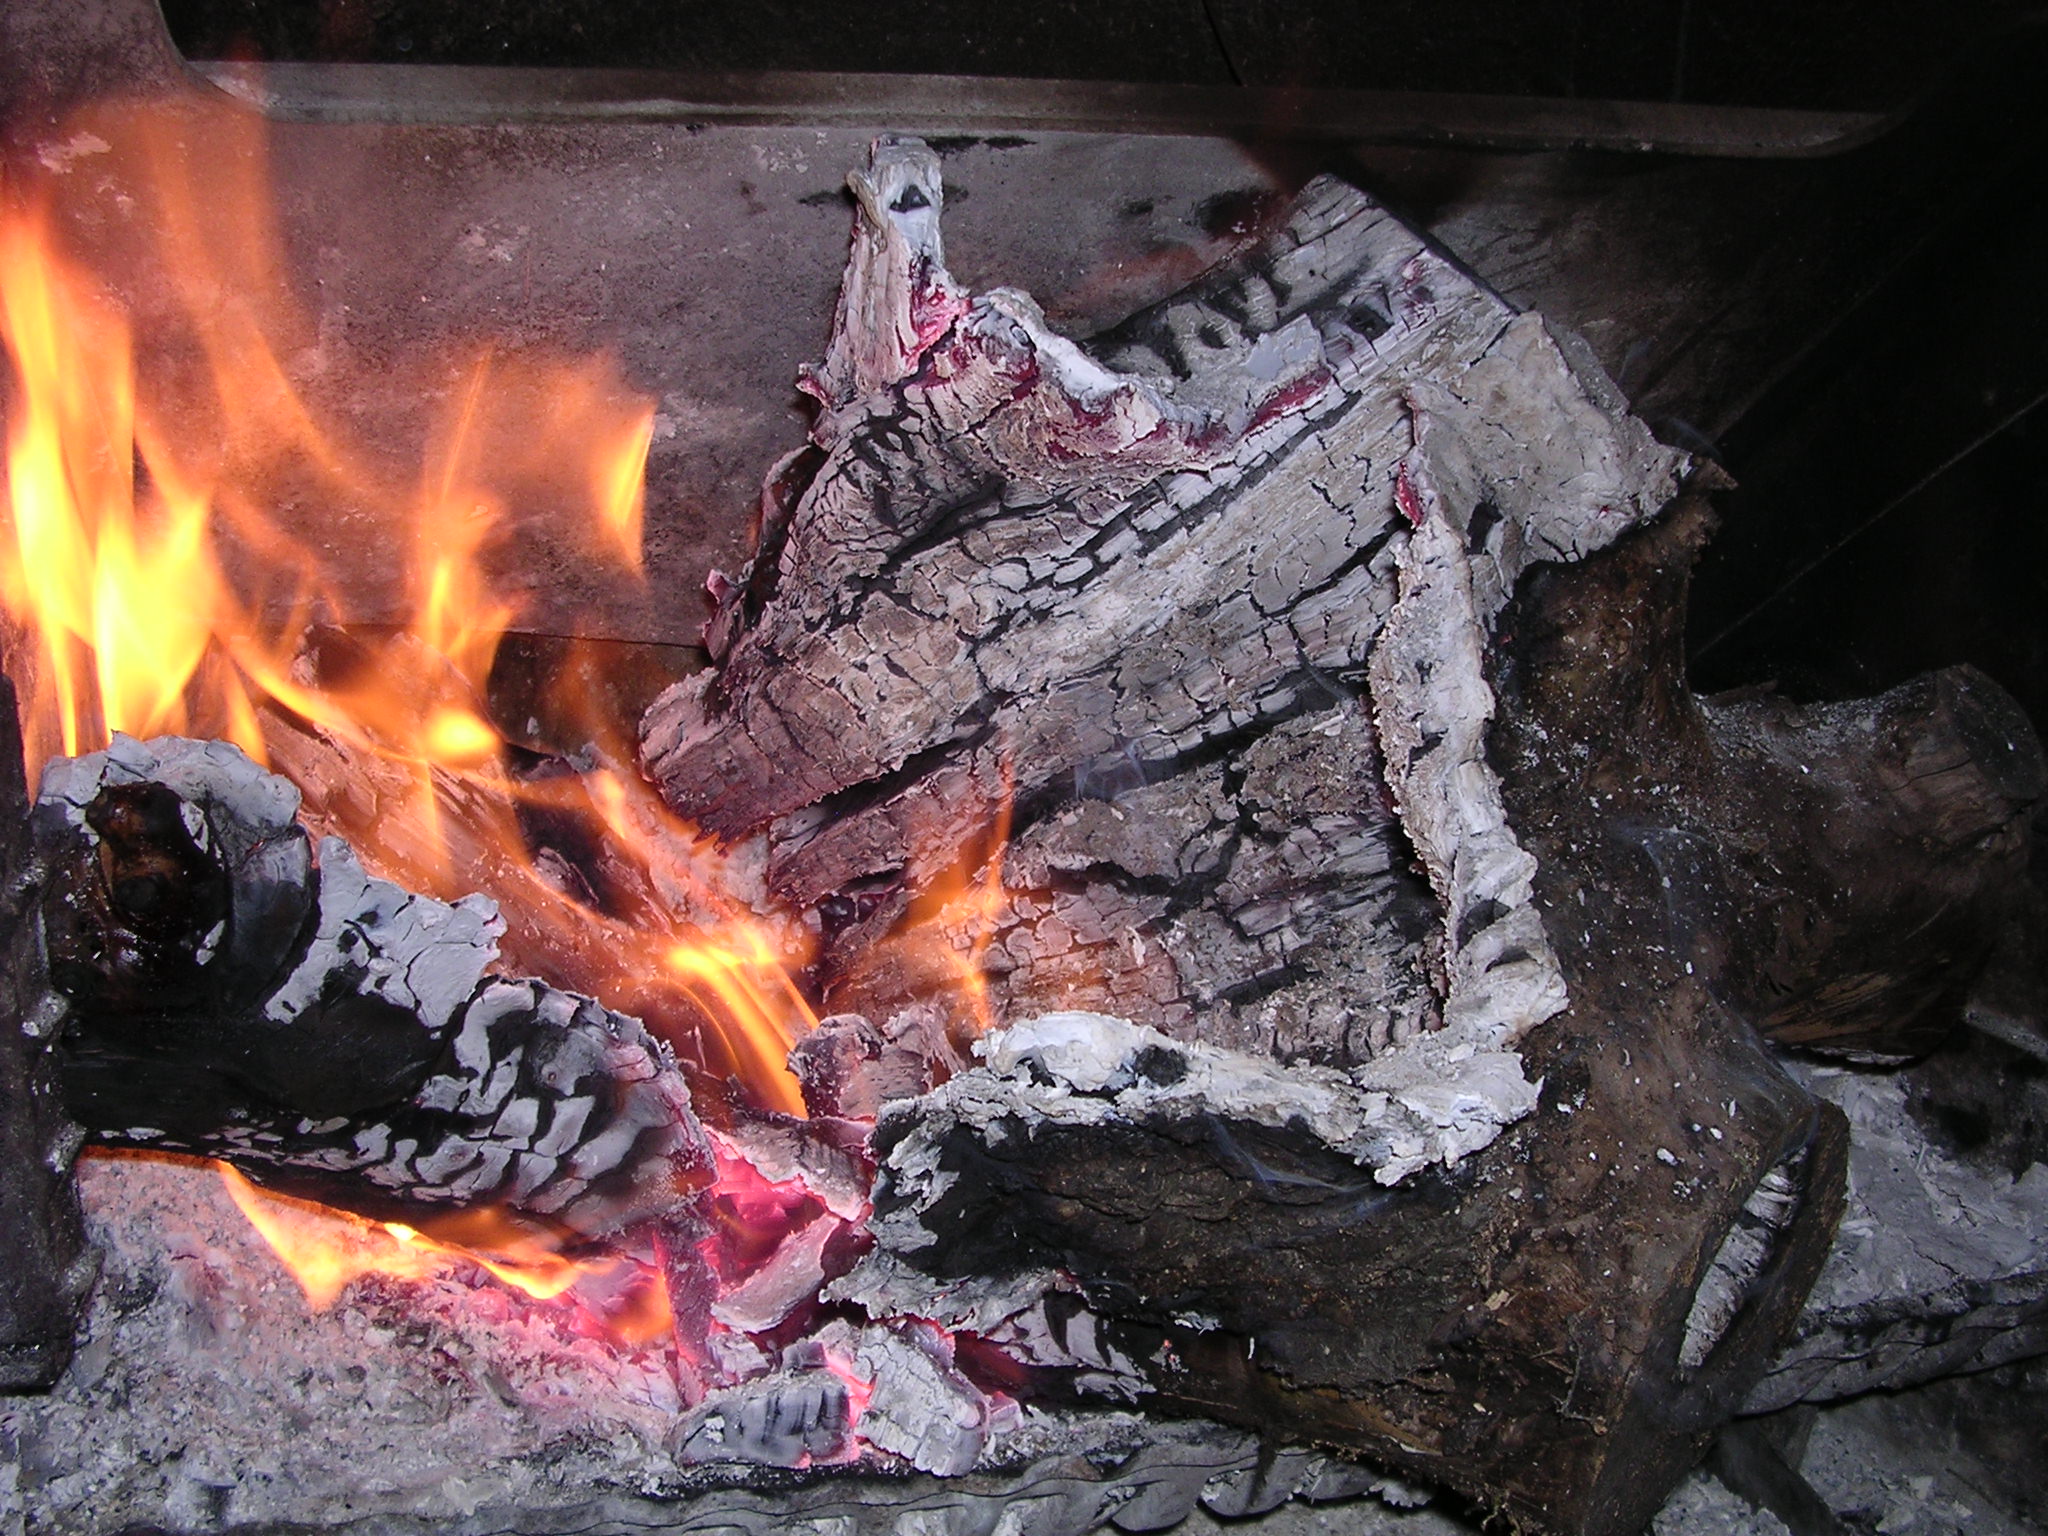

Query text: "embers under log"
[0, 125, 2043, 1536]
[36, 733, 715, 1243]
[630, 137, 2042, 1535]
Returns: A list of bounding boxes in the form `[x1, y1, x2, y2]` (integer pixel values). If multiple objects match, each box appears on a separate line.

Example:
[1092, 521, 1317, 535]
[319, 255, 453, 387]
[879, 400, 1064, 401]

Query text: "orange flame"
[218, 1164, 672, 1342]
[899, 759, 1015, 1037]
[0, 203, 242, 761]
[0, 99, 1028, 1348]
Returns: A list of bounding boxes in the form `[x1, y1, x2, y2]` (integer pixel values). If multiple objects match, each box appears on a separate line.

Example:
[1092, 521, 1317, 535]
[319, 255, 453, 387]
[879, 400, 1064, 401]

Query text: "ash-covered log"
[33, 733, 714, 1244]
[635, 136, 2045, 1536]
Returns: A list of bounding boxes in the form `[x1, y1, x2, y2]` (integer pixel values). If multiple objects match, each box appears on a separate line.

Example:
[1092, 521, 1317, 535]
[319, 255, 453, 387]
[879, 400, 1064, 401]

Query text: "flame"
[218, 1164, 446, 1310]
[218, 1164, 673, 1342]
[0, 100, 1029, 1381]
[667, 930, 820, 1114]
[0, 204, 239, 761]
[896, 760, 1015, 1038]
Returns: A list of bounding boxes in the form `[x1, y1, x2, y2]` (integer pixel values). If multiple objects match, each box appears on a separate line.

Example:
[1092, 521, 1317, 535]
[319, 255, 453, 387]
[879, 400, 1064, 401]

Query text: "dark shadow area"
[164, 0, 2038, 111]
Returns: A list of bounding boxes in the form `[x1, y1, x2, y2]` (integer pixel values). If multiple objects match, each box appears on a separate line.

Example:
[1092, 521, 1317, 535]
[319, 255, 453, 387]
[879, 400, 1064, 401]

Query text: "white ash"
[35, 734, 716, 1238]
[673, 1354, 854, 1469]
[35, 732, 301, 871]
[1366, 466, 1567, 1051]
[708, 1210, 842, 1334]
[802, 132, 963, 417]
[934, 1009, 1537, 1187]
[4, 1154, 684, 1534]
[1746, 1065, 2048, 1410]
[1679, 1147, 1808, 1372]
[787, 1007, 967, 1122]
[827, 1247, 1149, 1395]
[655, 141, 1683, 1114]
[831, 1009, 1542, 1379]
[34, 733, 314, 989]
[980, 1293, 1152, 1400]
[833, 1317, 1018, 1477]
[391, 977, 711, 1234]
[1648, 1470, 1794, 1536]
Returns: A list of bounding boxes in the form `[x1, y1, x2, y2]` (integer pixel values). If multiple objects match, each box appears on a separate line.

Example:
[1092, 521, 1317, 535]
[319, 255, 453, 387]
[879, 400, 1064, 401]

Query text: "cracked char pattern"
[641, 135, 1683, 1069]
[35, 734, 711, 1238]
[9, 1140, 1433, 1533]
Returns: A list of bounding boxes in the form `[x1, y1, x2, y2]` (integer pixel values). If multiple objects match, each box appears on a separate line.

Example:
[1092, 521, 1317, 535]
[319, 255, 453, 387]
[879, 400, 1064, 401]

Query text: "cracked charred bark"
[32, 733, 716, 1251]
[637, 139, 2043, 1536]
[848, 502, 2036, 1536]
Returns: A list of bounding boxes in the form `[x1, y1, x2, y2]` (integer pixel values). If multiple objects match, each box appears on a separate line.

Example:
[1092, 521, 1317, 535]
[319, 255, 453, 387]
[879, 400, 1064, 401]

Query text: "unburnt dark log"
[34, 733, 715, 1244]
[0, 676, 93, 1390]
[635, 136, 2044, 1535]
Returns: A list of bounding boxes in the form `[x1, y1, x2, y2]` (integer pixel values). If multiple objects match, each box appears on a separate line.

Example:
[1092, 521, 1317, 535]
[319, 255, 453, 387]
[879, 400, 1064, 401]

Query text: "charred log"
[0, 676, 92, 1389]
[833, 507, 1864, 1536]
[840, 500, 2040, 1534]
[34, 733, 714, 1243]
[1491, 495, 2045, 1064]
[641, 137, 1684, 1068]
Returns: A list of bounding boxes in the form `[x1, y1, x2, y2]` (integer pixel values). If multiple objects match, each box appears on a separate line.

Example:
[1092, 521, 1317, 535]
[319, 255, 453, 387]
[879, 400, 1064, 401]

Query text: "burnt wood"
[849, 504, 1857, 1536]
[33, 733, 717, 1246]
[1493, 496, 2046, 1064]
[853, 499, 2040, 1536]
[641, 136, 1684, 1070]
[0, 677, 93, 1390]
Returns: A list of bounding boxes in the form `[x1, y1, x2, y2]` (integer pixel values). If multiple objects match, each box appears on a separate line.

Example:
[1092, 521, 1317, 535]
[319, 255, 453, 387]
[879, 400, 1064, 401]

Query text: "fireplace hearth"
[3, 5, 2047, 1536]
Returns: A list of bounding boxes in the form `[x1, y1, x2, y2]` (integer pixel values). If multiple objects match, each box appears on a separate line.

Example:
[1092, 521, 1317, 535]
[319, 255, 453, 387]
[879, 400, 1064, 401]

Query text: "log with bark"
[0, 127, 2036, 1536]
[636, 137, 2044, 1535]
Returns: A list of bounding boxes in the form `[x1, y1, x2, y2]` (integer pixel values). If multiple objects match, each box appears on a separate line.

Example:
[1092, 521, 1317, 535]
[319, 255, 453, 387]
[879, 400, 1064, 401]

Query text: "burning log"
[642, 136, 1687, 1069]
[32, 732, 715, 1243]
[635, 136, 2044, 1536]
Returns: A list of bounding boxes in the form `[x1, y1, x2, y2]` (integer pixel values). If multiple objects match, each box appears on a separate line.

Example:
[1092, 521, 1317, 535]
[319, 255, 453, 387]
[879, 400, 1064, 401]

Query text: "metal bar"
[191, 60, 1885, 159]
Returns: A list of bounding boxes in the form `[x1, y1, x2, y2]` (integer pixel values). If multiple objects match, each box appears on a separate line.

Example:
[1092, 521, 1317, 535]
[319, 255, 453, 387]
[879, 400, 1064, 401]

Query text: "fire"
[0, 100, 814, 1109]
[0, 203, 232, 760]
[0, 99, 1007, 1368]
[0, 101, 824, 1310]
[218, 1165, 672, 1343]
[919, 777, 1013, 1038]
